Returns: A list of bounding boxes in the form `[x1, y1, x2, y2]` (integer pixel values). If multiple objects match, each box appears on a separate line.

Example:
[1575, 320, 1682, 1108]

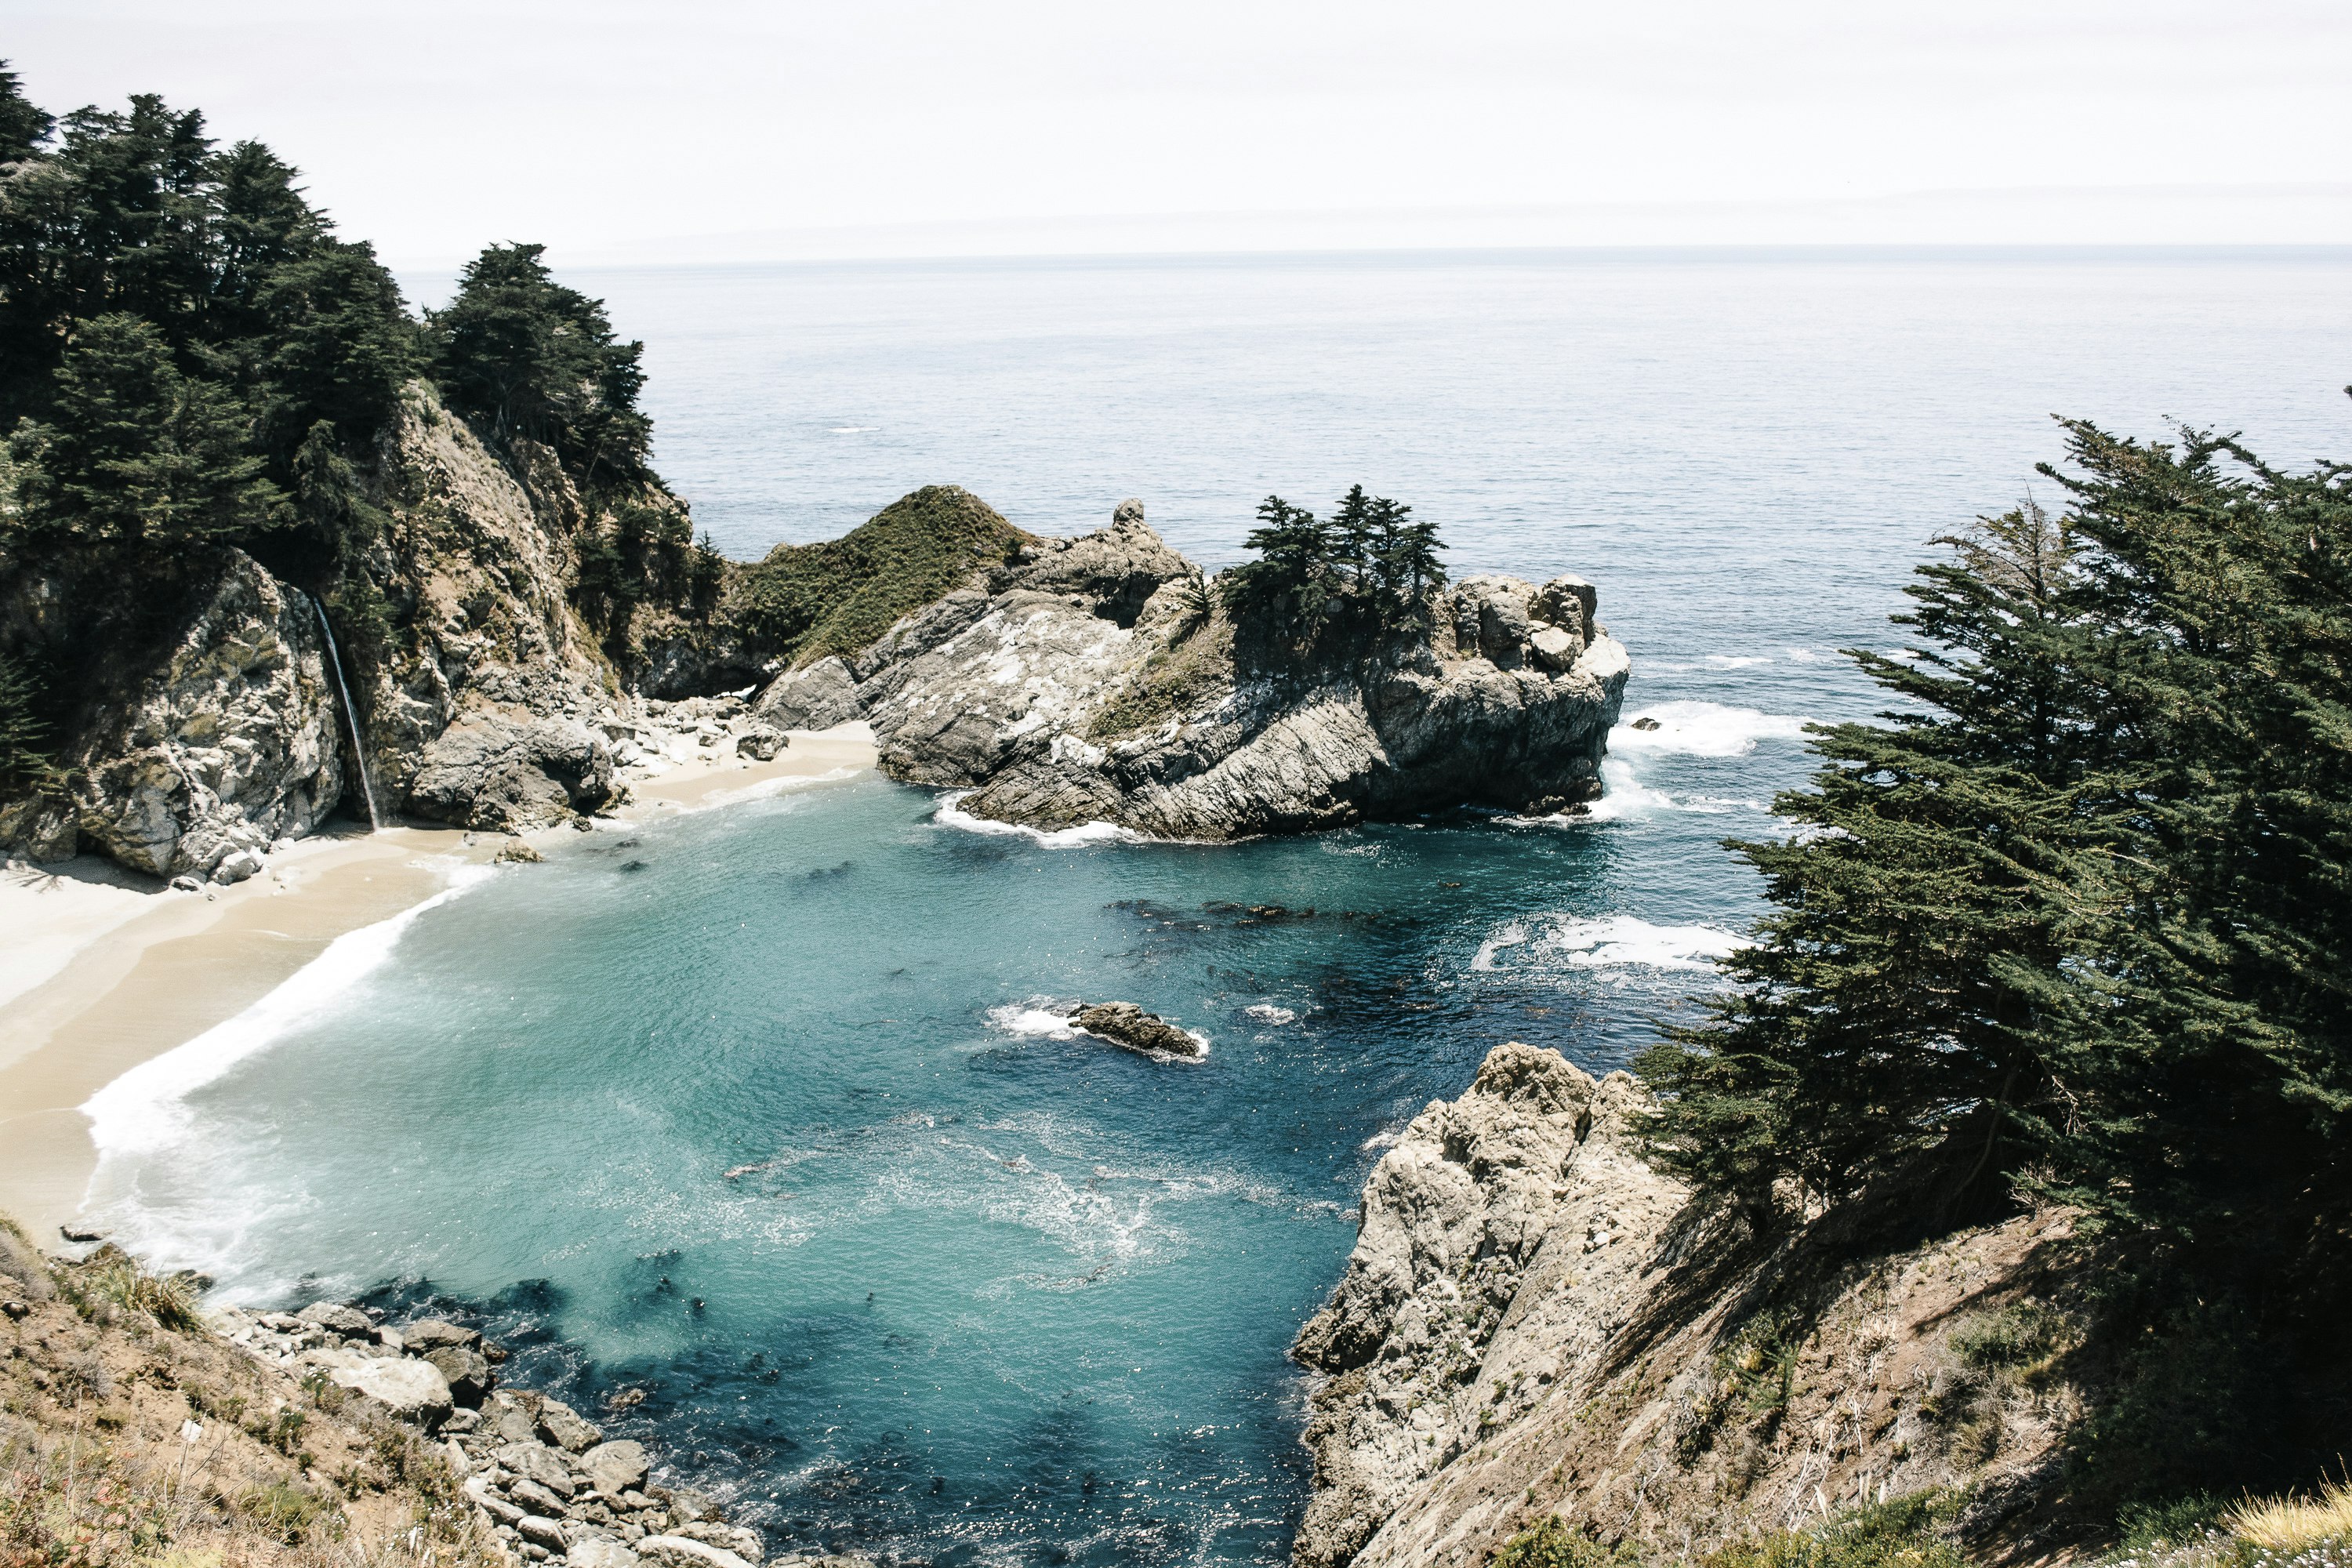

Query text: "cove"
[82, 764, 1762, 1565]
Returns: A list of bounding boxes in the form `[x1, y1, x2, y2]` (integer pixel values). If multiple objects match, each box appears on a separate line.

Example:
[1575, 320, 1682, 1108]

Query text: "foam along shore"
[0, 723, 878, 1244]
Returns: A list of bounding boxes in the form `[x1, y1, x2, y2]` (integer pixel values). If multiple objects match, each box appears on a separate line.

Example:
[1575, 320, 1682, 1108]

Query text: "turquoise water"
[99, 251, 2352, 1565]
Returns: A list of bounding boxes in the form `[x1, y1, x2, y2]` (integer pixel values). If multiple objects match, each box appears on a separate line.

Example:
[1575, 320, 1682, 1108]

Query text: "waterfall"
[313, 601, 382, 831]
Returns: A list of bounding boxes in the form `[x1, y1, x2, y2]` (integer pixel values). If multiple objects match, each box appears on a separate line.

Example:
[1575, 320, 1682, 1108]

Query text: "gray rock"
[210, 848, 264, 884]
[1073, 1002, 1203, 1058]
[508, 1478, 568, 1517]
[406, 716, 616, 832]
[734, 727, 786, 761]
[662, 1489, 720, 1525]
[496, 1441, 579, 1498]
[423, 1343, 495, 1406]
[582, 1439, 651, 1499]
[570, 1537, 644, 1568]
[637, 1539, 754, 1568]
[519, 1515, 571, 1551]
[748, 499, 1627, 839]
[537, 1395, 603, 1452]
[169, 873, 202, 892]
[53, 555, 347, 880]
[0, 797, 78, 862]
[753, 656, 859, 731]
[296, 1301, 375, 1338]
[403, 1318, 483, 1352]
[484, 1390, 540, 1444]
[674, 1521, 763, 1564]
[325, 1354, 453, 1428]
[469, 1478, 528, 1526]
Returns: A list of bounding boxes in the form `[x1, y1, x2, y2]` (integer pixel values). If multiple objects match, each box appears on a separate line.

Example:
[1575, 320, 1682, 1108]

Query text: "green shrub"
[1493, 1516, 1639, 1568]
[1708, 1491, 1964, 1568]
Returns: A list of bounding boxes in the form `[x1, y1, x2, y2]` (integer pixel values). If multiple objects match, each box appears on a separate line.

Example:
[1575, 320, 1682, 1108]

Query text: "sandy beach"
[0, 724, 877, 1243]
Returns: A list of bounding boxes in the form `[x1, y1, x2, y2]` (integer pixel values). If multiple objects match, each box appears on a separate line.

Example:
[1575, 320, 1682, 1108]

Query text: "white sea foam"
[935, 792, 1138, 847]
[1610, 700, 1810, 757]
[1245, 1004, 1297, 1024]
[1521, 914, 1747, 972]
[82, 870, 491, 1163]
[1703, 653, 1772, 669]
[987, 1001, 1082, 1038]
[1359, 1127, 1402, 1152]
[1470, 921, 1531, 972]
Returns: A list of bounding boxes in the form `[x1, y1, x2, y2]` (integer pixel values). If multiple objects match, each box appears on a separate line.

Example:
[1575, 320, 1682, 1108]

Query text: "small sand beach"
[0, 724, 877, 1243]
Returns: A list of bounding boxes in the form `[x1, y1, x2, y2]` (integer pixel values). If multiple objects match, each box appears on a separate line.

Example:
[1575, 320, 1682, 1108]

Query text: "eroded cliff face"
[0, 383, 637, 875]
[1294, 1044, 2079, 1568]
[350, 392, 622, 832]
[38, 551, 343, 881]
[759, 499, 1628, 838]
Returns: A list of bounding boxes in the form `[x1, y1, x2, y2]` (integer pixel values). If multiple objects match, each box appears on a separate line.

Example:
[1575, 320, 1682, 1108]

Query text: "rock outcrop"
[1290, 1044, 2084, 1568]
[1072, 1000, 1206, 1058]
[51, 552, 346, 880]
[0, 383, 643, 869]
[760, 499, 1628, 837]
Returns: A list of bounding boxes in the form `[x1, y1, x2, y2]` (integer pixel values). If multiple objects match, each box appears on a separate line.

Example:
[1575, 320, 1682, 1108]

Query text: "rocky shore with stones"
[206, 1293, 864, 1568]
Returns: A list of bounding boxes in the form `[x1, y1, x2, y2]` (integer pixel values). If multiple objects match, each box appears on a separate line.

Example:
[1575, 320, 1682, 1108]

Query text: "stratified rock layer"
[760, 499, 1628, 837]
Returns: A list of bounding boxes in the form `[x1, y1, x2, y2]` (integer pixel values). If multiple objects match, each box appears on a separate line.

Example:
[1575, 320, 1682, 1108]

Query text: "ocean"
[86, 248, 2352, 1566]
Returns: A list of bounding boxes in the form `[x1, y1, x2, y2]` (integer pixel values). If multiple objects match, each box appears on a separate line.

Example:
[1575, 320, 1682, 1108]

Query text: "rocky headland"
[760, 496, 1628, 838]
[1290, 1042, 2085, 1568]
[5, 462, 1628, 874]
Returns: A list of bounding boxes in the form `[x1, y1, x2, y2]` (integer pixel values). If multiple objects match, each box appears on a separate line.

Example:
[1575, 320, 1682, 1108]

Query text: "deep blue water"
[97, 249, 2352, 1566]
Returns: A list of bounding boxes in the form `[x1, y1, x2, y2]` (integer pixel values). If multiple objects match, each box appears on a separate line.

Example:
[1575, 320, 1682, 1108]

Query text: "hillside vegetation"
[728, 484, 1031, 669]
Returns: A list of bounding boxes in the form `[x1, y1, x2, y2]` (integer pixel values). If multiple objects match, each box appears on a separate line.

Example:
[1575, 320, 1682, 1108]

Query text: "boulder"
[495, 1441, 579, 1498]
[296, 1301, 376, 1338]
[519, 1515, 571, 1551]
[483, 1390, 540, 1444]
[1527, 624, 1579, 673]
[423, 1344, 495, 1406]
[537, 1395, 603, 1452]
[403, 1318, 483, 1352]
[325, 1355, 453, 1428]
[638, 1540, 755, 1568]
[570, 1537, 644, 1568]
[508, 1478, 568, 1517]
[582, 1439, 652, 1499]
[662, 1489, 720, 1525]
[1073, 1002, 1203, 1059]
[735, 727, 786, 761]
[675, 1521, 764, 1564]
[211, 848, 264, 884]
[405, 716, 617, 832]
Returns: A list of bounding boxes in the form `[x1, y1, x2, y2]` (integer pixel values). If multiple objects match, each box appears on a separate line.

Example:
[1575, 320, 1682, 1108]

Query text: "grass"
[2229, 1483, 2352, 1553]
[730, 484, 1033, 667]
[1706, 1492, 1967, 1568]
[1087, 615, 1235, 741]
[56, 1247, 204, 1333]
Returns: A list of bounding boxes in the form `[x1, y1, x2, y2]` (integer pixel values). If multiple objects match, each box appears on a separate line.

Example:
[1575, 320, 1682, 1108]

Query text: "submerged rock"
[1073, 1001, 1204, 1058]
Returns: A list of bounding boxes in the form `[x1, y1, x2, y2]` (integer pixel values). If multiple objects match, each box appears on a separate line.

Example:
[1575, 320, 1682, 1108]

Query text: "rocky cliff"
[1293, 1043, 2082, 1568]
[760, 497, 1629, 837]
[0, 383, 652, 877]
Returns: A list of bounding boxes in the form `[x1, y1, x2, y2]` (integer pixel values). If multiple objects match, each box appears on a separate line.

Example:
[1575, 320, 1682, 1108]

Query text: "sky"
[4, 0, 2348, 266]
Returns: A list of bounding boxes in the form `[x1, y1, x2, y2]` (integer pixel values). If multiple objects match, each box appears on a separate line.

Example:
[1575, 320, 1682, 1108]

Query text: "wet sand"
[0, 725, 877, 1243]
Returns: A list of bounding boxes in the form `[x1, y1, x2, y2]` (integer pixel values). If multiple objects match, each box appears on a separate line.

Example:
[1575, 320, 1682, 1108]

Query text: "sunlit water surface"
[93, 249, 2352, 1566]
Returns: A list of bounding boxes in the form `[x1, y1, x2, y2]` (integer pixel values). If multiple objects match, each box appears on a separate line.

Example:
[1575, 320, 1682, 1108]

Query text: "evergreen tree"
[427, 242, 651, 492]
[1636, 499, 2096, 1215]
[5, 312, 283, 549]
[0, 61, 54, 165]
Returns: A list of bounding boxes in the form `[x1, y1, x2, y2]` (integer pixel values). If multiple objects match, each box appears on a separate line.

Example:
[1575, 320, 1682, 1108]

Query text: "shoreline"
[0, 724, 878, 1246]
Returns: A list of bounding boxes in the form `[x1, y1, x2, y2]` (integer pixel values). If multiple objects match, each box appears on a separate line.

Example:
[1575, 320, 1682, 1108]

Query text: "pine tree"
[1636, 499, 2098, 1215]
[6, 312, 284, 549]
